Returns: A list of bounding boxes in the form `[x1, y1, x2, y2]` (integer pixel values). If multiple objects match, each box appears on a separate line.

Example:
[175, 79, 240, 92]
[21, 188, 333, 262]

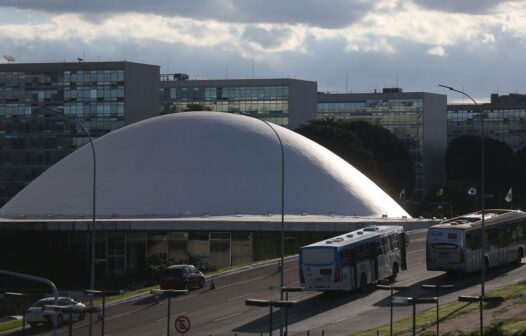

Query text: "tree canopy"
[295, 118, 414, 199]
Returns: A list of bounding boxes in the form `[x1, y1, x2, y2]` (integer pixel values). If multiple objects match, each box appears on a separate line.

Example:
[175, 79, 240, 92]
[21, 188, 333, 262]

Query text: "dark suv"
[160, 265, 206, 290]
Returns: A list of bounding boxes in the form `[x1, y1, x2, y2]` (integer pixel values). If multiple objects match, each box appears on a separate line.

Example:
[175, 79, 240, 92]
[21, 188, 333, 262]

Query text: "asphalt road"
[12, 230, 526, 336]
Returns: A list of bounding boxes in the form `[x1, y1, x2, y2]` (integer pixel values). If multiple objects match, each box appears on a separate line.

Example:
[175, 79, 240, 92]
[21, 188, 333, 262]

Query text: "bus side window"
[376, 241, 384, 255]
[340, 249, 352, 266]
[356, 245, 368, 262]
[382, 237, 391, 253]
[511, 224, 517, 243]
[466, 231, 481, 250]
[518, 221, 525, 242]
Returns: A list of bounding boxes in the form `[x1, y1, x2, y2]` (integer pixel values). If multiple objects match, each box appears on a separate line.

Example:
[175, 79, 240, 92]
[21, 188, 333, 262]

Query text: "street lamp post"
[422, 284, 454, 336]
[377, 285, 408, 336]
[253, 117, 285, 335]
[150, 289, 188, 336]
[245, 299, 296, 336]
[438, 85, 486, 335]
[41, 106, 97, 336]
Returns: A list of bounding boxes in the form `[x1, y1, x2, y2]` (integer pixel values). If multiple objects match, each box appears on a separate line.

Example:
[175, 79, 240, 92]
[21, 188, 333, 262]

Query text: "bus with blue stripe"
[299, 225, 408, 292]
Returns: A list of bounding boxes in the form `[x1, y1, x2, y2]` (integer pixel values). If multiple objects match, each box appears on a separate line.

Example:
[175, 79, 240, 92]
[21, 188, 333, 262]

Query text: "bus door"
[339, 248, 353, 291]
[466, 231, 482, 272]
[369, 242, 379, 282]
[401, 233, 407, 270]
[376, 238, 391, 280]
[486, 227, 500, 267]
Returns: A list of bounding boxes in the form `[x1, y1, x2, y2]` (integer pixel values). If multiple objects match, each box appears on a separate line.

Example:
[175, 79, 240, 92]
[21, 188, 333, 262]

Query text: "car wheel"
[199, 277, 205, 288]
[79, 311, 86, 321]
[56, 314, 63, 327]
[29, 322, 39, 329]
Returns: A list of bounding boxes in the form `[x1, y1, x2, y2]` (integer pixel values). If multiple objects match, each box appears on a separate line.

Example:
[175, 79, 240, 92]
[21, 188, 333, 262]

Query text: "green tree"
[296, 118, 414, 199]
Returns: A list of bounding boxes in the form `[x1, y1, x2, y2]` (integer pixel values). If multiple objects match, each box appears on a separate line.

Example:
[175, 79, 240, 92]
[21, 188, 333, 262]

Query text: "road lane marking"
[156, 312, 187, 322]
[332, 315, 356, 324]
[214, 312, 242, 322]
[408, 248, 425, 254]
[228, 292, 255, 301]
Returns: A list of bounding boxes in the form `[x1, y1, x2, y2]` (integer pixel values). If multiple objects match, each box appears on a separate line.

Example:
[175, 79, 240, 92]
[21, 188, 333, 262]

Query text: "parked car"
[160, 264, 205, 290]
[25, 297, 86, 328]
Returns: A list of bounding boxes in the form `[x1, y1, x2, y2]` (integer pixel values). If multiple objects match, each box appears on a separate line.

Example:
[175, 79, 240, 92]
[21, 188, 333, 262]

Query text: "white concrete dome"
[0, 112, 409, 219]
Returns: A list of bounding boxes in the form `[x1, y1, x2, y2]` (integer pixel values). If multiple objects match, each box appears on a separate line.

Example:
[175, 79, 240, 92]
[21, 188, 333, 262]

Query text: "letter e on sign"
[175, 315, 191, 334]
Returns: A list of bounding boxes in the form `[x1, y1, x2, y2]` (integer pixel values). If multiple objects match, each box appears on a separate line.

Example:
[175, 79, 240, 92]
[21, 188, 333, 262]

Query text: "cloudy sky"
[1, 0, 525, 102]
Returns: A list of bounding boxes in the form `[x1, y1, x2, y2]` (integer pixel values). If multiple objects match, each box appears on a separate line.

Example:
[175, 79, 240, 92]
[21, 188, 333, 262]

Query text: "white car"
[25, 297, 86, 328]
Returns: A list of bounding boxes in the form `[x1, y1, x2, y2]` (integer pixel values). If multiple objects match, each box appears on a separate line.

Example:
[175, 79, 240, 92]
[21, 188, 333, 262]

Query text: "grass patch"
[503, 318, 526, 333]
[0, 319, 22, 332]
[87, 284, 160, 306]
[351, 282, 526, 336]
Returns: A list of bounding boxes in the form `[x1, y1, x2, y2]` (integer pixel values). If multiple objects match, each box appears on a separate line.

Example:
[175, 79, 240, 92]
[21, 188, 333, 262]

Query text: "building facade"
[448, 93, 526, 151]
[317, 88, 447, 199]
[0, 61, 160, 206]
[159, 76, 317, 129]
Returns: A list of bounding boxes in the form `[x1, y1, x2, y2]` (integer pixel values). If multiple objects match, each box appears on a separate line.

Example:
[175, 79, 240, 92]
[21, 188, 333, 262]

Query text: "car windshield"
[32, 298, 58, 308]
[163, 268, 183, 277]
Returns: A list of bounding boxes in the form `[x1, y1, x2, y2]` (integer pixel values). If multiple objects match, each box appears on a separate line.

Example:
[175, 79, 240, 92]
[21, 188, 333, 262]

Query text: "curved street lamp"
[438, 85, 486, 335]
[236, 112, 286, 334]
[41, 106, 97, 336]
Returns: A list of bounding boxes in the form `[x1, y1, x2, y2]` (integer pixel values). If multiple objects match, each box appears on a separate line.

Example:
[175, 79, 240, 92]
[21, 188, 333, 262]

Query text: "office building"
[448, 93, 526, 151]
[159, 76, 317, 129]
[0, 61, 160, 206]
[317, 88, 447, 199]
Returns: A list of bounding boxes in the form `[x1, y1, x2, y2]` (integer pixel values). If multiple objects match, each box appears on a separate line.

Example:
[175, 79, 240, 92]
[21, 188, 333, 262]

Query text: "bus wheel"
[516, 248, 524, 265]
[390, 263, 399, 282]
[359, 274, 369, 294]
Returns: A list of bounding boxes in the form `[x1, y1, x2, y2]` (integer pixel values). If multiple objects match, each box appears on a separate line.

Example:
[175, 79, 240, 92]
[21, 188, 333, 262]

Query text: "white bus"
[299, 225, 408, 292]
[426, 209, 526, 273]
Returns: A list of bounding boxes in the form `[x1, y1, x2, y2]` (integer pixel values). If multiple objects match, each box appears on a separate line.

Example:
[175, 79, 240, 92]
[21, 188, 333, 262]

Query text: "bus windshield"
[301, 247, 335, 266]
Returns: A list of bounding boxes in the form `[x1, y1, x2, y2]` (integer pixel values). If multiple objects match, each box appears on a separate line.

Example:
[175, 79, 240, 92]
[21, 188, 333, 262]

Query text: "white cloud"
[427, 46, 447, 56]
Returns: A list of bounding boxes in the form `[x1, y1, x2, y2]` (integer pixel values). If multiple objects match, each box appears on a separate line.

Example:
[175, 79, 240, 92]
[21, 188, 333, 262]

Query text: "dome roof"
[0, 112, 409, 219]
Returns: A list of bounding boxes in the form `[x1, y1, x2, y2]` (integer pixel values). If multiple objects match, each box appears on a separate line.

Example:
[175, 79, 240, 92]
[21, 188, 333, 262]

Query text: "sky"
[1, 0, 525, 103]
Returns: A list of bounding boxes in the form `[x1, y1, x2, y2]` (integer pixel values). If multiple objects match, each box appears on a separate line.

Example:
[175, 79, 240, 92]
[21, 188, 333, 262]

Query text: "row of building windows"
[318, 99, 423, 112]
[161, 86, 290, 101]
[0, 103, 125, 117]
[0, 70, 125, 85]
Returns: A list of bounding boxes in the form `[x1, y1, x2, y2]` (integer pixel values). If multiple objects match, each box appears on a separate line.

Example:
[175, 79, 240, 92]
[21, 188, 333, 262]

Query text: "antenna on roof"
[3, 55, 15, 63]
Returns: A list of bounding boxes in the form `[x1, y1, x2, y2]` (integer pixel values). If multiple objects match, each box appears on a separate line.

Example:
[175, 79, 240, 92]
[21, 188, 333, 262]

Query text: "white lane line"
[228, 292, 255, 301]
[332, 314, 356, 324]
[214, 312, 242, 322]
[156, 312, 187, 322]
[289, 293, 311, 300]
[408, 248, 425, 254]
[105, 307, 145, 321]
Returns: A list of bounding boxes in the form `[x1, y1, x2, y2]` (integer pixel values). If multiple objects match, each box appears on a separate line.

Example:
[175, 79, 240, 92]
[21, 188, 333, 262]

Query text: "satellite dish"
[77, 58, 84, 62]
[466, 187, 477, 197]
[3, 55, 15, 62]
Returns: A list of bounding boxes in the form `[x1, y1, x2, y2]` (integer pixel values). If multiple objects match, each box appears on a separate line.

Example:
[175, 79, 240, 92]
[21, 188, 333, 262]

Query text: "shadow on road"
[372, 262, 522, 308]
[233, 263, 522, 334]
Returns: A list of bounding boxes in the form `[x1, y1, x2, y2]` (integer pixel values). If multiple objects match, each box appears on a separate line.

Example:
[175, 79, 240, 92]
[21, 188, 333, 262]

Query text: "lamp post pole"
[258, 119, 285, 335]
[42, 106, 97, 336]
[438, 85, 485, 335]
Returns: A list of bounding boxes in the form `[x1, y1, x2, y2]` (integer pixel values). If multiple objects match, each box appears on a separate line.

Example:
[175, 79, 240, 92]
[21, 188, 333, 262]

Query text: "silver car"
[25, 297, 86, 328]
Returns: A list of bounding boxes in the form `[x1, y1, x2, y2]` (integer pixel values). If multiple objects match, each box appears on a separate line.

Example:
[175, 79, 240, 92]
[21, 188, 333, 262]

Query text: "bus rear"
[299, 246, 344, 291]
[426, 228, 466, 271]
